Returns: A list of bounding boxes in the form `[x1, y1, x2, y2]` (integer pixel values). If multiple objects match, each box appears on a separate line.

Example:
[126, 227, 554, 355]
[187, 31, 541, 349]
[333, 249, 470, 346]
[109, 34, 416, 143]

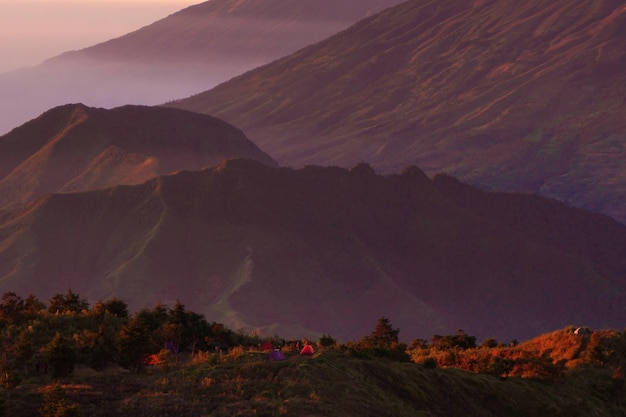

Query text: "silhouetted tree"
[367, 316, 400, 347]
[0, 292, 24, 323]
[48, 289, 89, 314]
[91, 298, 129, 319]
[319, 334, 337, 348]
[352, 317, 409, 361]
[432, 329, 476, 350]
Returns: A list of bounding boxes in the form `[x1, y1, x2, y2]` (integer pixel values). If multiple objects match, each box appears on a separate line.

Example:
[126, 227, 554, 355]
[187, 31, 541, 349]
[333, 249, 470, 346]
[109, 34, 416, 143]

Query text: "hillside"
[1, 159, 625, 342]
[168, 0, 626, 223]
[5, 348, 626, 417]
[0, 0, 404, 135]
[0, 104, 276, 210]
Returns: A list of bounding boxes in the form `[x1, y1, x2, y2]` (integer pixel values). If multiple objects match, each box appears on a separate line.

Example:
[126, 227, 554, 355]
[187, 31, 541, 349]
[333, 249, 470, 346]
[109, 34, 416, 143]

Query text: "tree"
[0, 292, 24, 323]
[23, 295, 46, 318]
[45, 333, 76, 378]
[432, 330, 476, 350]
[367, 317, 400, 348]
[319, 334, 337, 348]
[91, 298, 128, 319]
[48, 289, 89, 315]
[116, 305, 168, 371]
[13, 330, 35, 368]
[352, 317, 409, 361]
[74, 326, 116, 371]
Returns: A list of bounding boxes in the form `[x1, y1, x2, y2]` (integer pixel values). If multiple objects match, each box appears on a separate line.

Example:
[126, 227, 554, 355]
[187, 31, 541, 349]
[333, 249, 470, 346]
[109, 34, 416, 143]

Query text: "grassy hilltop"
[5, 345, 626, 417]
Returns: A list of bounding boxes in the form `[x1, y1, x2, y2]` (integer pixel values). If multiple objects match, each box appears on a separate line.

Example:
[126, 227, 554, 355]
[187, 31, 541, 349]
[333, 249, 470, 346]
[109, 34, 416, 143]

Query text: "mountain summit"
[0, 104, 275, 210]
[169, 0, 626, 223]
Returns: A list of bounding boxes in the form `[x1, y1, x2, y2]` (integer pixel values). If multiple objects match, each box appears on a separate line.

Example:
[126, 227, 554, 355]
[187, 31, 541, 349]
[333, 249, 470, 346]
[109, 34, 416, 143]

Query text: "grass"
[4, 345, 625, 417]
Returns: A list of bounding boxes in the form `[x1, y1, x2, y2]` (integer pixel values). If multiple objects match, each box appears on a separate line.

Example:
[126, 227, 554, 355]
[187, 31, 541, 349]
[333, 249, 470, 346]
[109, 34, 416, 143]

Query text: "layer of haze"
[0, 1, 198, 73]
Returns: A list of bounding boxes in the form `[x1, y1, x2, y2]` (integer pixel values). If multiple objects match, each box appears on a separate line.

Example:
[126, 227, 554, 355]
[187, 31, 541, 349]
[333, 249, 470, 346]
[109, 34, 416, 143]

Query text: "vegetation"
[1, 291, 625, 416]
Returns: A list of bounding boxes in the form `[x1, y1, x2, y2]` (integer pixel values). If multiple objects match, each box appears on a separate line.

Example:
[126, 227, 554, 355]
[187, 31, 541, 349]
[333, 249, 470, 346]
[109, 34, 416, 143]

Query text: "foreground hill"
[168, 0, 626, 223]
[0, 104, 276, 210]
[6, 347, 626, 417]
[1, 159, 625, 342]
[0, 0, 403, 135]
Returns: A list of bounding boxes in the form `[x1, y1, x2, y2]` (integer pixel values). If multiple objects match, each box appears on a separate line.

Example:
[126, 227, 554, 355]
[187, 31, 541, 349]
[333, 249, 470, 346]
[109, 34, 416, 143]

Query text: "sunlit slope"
[0, 104, 276, 210]
[169, 0, 626, 223]
[0, 0, 404, 135]
[1, 159, 625, 342]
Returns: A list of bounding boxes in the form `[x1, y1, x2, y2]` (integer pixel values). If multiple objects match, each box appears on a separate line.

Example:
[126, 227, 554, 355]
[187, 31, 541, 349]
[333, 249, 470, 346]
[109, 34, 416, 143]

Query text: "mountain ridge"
[0, 104, 276, 210]
[1, 159, 625, 342]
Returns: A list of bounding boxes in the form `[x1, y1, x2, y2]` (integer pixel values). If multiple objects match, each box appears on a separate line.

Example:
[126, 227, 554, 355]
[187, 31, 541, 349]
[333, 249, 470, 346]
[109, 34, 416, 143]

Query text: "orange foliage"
[411, 327, 626, 380]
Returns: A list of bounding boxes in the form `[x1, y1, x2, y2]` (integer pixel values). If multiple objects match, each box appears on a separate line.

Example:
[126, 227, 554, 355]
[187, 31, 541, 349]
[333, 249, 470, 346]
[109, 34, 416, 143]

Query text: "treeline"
[0, 290, 260, 387]
[2, 290, 626, 389]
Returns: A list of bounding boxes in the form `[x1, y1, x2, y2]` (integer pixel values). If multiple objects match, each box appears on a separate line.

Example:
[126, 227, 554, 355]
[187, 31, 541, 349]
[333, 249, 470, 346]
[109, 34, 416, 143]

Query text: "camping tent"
[268, 349, 286, 361]
[300, 344, 315, 355]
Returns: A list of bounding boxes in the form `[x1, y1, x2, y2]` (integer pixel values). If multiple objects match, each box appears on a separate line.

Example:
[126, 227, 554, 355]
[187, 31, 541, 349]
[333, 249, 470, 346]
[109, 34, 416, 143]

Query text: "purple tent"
[268, 349, 286, 361]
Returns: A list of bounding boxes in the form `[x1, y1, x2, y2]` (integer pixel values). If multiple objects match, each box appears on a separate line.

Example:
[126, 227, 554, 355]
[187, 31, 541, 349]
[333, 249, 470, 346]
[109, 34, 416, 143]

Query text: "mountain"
[1, 158, 625, 342]
[0, 0, 404, 135]
[168, 0, 626, 224]
[0, 104, 276, 210]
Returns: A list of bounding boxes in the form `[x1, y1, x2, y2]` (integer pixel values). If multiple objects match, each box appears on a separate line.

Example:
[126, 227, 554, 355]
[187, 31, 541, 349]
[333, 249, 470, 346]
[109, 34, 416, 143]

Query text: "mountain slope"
[1, 159, 625, 342]
[0, 104, 276, 210]
[0, 0, 404, 135]
[168, 0, 626, 223]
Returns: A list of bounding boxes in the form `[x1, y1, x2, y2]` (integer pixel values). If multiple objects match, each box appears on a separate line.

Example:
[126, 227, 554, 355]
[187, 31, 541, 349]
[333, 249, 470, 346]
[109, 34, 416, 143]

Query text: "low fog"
[0, 0, 405, 135]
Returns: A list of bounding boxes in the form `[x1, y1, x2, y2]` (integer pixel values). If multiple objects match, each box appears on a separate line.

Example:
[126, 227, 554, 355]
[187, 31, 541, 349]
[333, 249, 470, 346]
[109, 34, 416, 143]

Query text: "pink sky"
[0, 1, 198, 73]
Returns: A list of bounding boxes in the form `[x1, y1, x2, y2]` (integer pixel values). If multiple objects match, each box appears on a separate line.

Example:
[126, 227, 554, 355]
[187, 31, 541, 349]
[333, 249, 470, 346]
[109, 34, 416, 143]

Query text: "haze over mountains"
[0, 0, 404, 135]
[1, 159, 625, 342]
[169, 0, 626, 223]
[0, 104, 275, 210]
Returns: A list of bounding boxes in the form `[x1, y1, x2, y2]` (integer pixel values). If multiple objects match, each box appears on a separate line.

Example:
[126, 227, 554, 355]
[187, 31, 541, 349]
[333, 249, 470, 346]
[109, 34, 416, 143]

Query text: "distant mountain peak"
[0, 104, 276, 210]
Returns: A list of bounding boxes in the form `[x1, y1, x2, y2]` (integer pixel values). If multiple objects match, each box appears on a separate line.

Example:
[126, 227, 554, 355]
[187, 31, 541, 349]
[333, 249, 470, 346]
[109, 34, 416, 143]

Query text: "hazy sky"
[0, 1, 198, 73]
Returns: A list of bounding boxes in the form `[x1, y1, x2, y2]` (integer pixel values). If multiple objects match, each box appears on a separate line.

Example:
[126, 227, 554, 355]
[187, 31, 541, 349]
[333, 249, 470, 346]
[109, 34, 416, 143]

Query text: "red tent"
[260, 341, 273, 351]
[300, 344, 315, 355]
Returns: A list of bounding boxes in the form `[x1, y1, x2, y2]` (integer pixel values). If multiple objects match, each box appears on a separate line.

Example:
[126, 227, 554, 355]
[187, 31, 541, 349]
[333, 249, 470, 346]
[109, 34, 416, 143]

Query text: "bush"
[319, 334, 337, 348]
[40, 385, 81, 417]
[422, 357, 438, 369]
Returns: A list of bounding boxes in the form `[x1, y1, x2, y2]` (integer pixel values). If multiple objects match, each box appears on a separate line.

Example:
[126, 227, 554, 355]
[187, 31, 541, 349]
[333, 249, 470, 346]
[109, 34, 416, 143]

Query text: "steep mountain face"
[1, 159, 625, 342]
[0, 104, 276, 210]
[169, 0, 626, 223]
[0, 0, 404, 135]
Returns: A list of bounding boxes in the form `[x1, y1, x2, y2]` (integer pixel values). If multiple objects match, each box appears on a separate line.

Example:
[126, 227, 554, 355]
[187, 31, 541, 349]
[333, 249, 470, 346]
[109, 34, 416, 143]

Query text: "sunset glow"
[0, 1, 198, 73]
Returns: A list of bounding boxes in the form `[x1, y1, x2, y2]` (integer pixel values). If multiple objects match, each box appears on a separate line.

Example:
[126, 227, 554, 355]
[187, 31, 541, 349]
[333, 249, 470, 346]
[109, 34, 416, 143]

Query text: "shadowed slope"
[169, 0, 626, 223]
[0, 104, 276, 210]
[1, 159, 625, 342]
[0, 0, 404, 135]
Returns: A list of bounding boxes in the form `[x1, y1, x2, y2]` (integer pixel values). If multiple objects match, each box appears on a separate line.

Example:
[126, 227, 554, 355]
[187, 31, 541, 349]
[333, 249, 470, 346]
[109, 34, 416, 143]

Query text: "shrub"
[422, 357, 438, 369]
[319, 334, 337, 348]
[45, 333, 76, 378]
[40, 385, 81, 417]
